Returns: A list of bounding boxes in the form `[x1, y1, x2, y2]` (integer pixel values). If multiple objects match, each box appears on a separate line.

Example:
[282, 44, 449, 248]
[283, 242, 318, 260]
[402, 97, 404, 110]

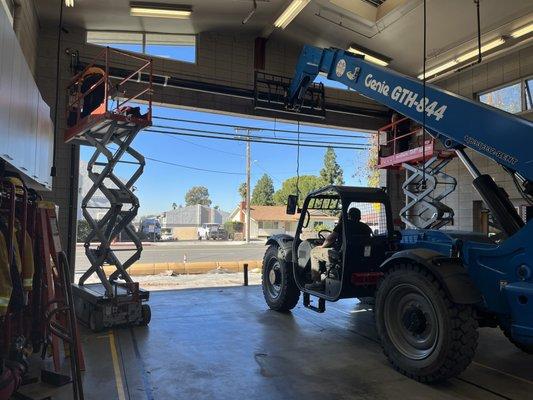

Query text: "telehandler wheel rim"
[266, 259, 282, 299]
[383, 283, 439, 360]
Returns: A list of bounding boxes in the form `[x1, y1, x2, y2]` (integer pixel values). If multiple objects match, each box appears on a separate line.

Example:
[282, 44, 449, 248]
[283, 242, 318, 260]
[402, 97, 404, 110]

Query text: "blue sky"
[79, 43, 371, 216]
[79, 107, 371, 216]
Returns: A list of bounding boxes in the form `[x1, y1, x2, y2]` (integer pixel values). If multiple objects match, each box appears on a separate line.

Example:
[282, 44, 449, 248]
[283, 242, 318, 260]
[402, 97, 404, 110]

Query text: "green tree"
[238, 182, 247, 201]
[251, 174, 275, 205]
[367, 136, 380, 188]
[185, 186, 212, 206]
[224, 221, 244, 238]
[77, 220, 91, 242]
[273, 175, 325, 205]
[320, 147, 344, 186]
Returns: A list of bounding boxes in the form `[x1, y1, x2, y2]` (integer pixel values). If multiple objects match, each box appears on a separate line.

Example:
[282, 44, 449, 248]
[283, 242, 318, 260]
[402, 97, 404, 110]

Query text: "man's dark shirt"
[347, 220, 373, 237]
[328, 218, 372, 252]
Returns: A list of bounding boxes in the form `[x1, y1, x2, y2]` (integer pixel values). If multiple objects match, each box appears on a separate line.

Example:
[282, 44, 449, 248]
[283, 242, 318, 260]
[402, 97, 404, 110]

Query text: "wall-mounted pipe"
[242, 0, 257, 24]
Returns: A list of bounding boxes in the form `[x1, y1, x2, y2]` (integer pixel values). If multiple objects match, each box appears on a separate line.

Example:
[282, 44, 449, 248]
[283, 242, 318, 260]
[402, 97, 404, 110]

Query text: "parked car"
[160, 232, 175, 241]
[197, 223, 228, 240]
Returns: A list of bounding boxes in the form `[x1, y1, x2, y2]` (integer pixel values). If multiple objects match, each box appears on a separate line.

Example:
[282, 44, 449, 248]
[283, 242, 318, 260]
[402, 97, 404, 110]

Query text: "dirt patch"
[77, 272, 262, 291]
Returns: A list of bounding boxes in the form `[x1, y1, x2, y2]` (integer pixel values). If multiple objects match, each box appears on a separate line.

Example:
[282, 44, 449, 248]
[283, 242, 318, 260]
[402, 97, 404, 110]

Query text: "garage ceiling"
[34, 0, 533, 75]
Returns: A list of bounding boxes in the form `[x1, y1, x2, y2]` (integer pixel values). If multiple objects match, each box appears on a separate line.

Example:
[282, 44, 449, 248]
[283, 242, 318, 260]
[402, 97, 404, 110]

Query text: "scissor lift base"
[72, 283, 150, 332]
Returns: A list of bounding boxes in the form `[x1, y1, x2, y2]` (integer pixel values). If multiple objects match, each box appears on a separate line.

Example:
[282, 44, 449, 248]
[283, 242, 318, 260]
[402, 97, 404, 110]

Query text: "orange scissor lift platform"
[66, 48, 153, 331]
[376, 117, 455, 170]
[376, 117, 458, 230]
[65, 47, 153, 143]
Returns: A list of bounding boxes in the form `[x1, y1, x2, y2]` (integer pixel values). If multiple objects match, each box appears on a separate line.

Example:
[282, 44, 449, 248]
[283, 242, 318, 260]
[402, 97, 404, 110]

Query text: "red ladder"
[34, 201, 84, 399]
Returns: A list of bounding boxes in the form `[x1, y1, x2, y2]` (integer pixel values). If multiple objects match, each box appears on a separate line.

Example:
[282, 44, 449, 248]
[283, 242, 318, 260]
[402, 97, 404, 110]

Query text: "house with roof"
[228, 202, 338, 239]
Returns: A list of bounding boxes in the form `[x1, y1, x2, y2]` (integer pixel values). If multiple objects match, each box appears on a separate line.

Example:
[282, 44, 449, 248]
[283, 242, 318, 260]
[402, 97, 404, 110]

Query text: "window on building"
[479, 77, 533, 114]
[145, 33, 196, 63]
[86, 31, 196, 63]
[526, 79, 533, 110]
[258, 221, 279, 229]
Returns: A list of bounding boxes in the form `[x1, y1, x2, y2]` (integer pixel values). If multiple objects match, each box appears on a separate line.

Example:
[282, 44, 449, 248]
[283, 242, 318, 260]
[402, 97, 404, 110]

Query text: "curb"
[102, 260, 263, 276]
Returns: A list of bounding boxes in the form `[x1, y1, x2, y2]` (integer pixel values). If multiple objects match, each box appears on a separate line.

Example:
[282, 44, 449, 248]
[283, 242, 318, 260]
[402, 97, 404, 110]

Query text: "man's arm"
[322, 231, 338, 248]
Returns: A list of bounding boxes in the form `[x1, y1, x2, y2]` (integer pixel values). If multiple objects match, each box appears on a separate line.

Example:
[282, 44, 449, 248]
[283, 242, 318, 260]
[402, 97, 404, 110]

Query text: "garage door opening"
[75, 105, 372, 291]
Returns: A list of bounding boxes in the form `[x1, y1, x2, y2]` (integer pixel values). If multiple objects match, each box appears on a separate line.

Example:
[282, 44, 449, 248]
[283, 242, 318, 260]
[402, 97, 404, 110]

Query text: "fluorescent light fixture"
[511, 23, 533, 38]
[456, 38, 505, 63]
[418, 60, 458, 80]
[274, 0, 310, 29]
[65, 0, 74, 7]
[418, 37, 505, 79]
[348, 46, 389, 66]
[130, 2, 192, 19]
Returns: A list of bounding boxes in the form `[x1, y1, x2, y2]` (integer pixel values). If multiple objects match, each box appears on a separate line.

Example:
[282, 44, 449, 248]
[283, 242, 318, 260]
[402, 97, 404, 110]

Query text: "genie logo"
[335, 59, 346, 77]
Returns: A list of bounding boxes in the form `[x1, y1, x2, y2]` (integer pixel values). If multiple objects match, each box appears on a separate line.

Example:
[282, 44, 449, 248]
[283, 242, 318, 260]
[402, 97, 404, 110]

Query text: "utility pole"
[246, 136, 251, 244]
[235, 128, 260, 243]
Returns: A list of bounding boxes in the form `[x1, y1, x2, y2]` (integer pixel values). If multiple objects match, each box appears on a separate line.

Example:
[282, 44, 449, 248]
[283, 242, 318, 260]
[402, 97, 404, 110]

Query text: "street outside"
[75, 240, 266, 272]
[74, 240, 267, 290]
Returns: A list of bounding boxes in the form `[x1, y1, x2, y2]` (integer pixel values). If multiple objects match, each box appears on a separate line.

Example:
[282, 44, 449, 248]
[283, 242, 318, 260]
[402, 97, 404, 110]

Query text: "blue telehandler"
[261, 45, 533, 383]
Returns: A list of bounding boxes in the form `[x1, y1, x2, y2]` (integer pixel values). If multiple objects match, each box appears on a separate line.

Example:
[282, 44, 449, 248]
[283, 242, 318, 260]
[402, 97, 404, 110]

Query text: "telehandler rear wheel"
[375, 263, 478, 383]
[262, 245, 300, 312]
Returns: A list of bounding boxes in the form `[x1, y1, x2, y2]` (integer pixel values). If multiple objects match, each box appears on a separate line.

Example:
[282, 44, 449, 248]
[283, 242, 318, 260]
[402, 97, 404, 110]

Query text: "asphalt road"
[75, 241, 267, 272]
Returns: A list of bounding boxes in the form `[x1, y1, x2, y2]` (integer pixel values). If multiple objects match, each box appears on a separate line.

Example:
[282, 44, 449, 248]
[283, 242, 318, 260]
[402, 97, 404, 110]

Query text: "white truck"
[197, 223, 228, 240]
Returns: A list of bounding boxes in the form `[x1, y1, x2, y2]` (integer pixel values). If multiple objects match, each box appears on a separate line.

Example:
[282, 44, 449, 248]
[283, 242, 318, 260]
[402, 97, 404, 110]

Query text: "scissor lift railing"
[66, 48, 152, 305]
[65, 46, 153, 143]
[376, 117, 457, 229]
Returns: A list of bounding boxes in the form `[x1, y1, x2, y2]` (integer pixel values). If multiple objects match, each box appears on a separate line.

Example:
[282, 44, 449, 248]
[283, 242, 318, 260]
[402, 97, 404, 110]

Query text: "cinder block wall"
[420, 45, 532, 232]
[12, 0, 39, 76]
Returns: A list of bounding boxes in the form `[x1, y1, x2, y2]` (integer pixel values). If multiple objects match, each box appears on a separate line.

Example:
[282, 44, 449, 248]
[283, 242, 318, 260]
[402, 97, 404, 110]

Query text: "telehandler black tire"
[262, 245, 300, 312]
[375, 263, 478, 383]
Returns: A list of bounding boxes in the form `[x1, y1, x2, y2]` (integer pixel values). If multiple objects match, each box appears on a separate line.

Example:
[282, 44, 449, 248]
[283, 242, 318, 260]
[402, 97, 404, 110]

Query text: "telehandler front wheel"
[262, 245, 300, 312]
[375, 263, 478, 383]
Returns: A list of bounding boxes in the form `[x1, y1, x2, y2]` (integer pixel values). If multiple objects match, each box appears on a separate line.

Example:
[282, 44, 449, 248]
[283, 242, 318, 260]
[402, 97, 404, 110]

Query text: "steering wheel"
[318, 229, 332, 241]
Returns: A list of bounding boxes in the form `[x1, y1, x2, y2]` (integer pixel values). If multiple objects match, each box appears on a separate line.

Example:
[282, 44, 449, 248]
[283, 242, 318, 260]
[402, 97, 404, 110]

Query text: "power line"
[147, 127, 370, 149]
[144, 156, 245, 175]
[253, 161, 283, 183]
[145, 129, 368, 150]
[152, 124, 369, 147]
[162, 132, 282, 182]
[163, 133, 244, 158]
[152, 115, 370, 140]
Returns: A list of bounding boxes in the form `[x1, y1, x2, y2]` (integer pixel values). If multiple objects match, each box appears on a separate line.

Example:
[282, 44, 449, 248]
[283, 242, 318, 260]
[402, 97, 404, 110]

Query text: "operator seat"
[343, 208, 374, 273]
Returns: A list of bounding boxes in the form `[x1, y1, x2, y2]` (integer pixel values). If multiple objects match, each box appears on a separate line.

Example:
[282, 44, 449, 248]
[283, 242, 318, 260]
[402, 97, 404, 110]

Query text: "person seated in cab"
[307, 207, 372, 291]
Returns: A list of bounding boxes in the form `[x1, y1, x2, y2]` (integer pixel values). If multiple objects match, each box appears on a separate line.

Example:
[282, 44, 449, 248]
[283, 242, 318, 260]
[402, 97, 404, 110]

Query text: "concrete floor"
[21, 285, 533, 399]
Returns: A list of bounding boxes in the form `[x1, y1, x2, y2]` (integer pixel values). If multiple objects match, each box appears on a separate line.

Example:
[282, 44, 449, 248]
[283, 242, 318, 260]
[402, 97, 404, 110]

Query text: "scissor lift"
[65, 47, 153, 331]
[376, 117, 457, 229]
